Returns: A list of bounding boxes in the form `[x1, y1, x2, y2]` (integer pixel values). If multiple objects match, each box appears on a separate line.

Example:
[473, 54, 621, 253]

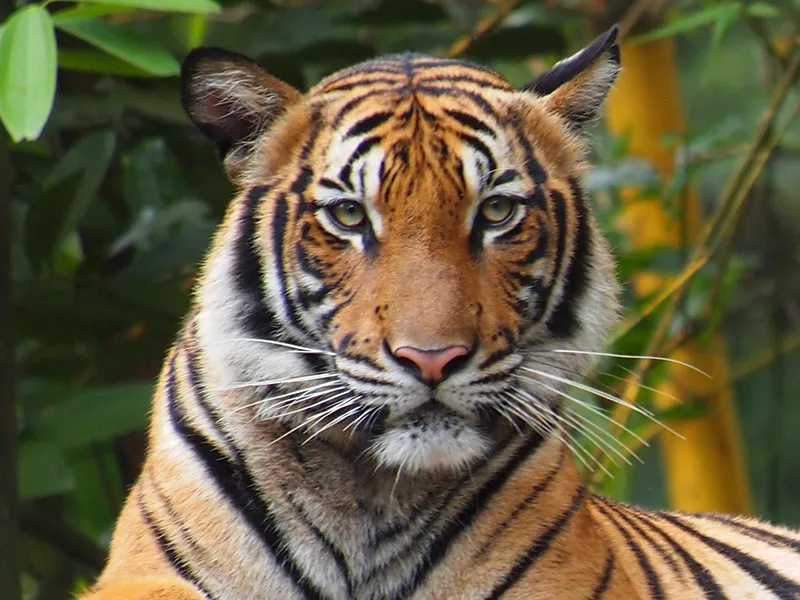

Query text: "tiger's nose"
[391, 345, 471, 385]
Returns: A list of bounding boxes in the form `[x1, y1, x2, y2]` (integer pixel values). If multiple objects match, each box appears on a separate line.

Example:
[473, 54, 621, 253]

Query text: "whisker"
[513, 374, 649, 448]
[390, 456, 408, 503]
[507, 390, 613, 477]
[343, 405, 380, 434]
[563, 406, 642, 464]
[261, 388, 351, 421]
[303, 403, 363, 444]
[518, 392, 622, 468]
[235, 381, 344, 412]
[267, 396, 354, 447]
[215, 373, 338, 391]
[520, 367, 652, 420]
[560, 409, 634, 466]
[217, 338, 336, 356]
[543, 349, 709, 377]
[616, 365, 680, 403]
[527, 353, 679, 405]
[500, 392, 598, 473]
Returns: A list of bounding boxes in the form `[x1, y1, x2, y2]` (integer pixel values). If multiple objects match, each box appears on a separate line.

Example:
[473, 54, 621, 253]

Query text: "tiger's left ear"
[181, 47, 302, 182]
[522, 25, 620, 130]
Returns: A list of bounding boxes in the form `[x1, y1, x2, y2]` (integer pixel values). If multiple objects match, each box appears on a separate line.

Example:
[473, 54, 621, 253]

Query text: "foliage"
[4, 0, 800, 598]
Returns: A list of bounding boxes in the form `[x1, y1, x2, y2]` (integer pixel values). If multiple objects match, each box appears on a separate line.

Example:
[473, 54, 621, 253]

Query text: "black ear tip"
[606, 24, 620, 44]
[599, 24, 621, 65]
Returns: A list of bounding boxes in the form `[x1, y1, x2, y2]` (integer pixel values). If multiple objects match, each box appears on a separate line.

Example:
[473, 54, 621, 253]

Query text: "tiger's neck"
[143, 336, 620, 599]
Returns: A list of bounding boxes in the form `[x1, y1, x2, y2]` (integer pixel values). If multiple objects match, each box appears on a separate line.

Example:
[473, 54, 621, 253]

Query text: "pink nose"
[392, 345, 471, 384]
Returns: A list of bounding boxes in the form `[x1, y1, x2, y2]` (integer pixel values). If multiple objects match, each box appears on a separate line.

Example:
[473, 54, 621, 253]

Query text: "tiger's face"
[184, 29, 621, 474]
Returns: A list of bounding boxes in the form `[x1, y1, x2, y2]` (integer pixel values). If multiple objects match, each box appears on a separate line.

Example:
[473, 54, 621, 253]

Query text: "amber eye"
[328, 201, 367, 229]
[480, 195, 517, 225]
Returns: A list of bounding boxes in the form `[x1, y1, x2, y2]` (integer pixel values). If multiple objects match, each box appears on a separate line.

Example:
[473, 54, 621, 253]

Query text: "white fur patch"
[369, 412, 490, 474]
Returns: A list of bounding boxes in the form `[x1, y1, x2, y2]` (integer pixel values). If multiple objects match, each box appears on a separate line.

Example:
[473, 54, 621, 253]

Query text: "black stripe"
[609, 504, 684, 581]
[339, 136, 380, 187]
[394, 435, 545, 599]
[700, 514, 800, 553]
[413, 85, 500, 118]
[444, 109, 496, 137]
[280, 485, 354, 598]
[322, 77, 403, 94]
[233, 186, 282, 341]
[659, 512, 800, 597]
[624, 507, 725, 599]
[410, 58, 510, 79]
[493, 219, 526, 245]
[492, 169, 519, 187]
[486, 486, 587, 599]
[508, 114, 547, 185]
[318, 177, 345, 193]
[545, 180, 591, 339]
[459, 132, 497, 175]
[345, 111, 393, 139]
[421, 73, 511, 91]
[290, 166, 313, 194]
[516, 212, 550, 268]
[331, 91, 377, 128]
[163, 355, 327, 600]
[271, 195, 308, 337]
[476, 446, 566, 556]
[299, 109, 322, 160]
[137, 490, 214, 600]
[182, 340, 242, 461]
[587, 553, 615, 600]
[533, 189, 565, 327]
[593, 501, 664, 600]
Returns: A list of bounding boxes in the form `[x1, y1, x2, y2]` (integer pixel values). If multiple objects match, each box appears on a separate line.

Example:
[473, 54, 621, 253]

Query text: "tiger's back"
[81, 27, 800, 600]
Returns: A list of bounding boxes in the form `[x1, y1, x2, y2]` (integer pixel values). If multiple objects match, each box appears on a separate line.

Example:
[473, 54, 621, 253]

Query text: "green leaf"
[633, 2, 780, 43]
[59, 49, 155, 77]
[25, 383, 153, 449]
[19, 442, 75, 499]
[633, 3, 739, 43]
[51, 5, 131, 22]
[55, 18, 180, 76]
[0, 6, 57, 142]
[65, 0, 221, 15]
[44, 130, 117, 254]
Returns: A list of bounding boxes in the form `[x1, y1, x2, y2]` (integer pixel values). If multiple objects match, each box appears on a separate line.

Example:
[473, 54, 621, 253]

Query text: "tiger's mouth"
[359, 392, 517, 474]
[366, 400, 496, 473]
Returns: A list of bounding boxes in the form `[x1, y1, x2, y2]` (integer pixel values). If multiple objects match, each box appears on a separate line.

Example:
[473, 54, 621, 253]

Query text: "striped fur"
[82, 27, 800, 600]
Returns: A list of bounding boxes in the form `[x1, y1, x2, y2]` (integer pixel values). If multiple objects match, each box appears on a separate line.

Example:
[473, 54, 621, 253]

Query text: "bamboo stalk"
[604, 36, 752, 512]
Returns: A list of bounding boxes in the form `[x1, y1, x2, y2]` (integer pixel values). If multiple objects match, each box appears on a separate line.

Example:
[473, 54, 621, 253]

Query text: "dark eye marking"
[491, 169, 519, 187]
[459, 132, 496, 173]
[319, 177, 347, 193]
[339, 136, 380, 187]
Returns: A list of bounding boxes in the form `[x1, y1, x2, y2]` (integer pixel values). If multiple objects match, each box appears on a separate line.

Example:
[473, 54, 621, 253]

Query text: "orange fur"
[81, 31, 800, 600]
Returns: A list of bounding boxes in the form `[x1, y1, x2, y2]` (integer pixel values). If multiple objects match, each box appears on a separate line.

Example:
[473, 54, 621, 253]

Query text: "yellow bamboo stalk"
[605, 37, 752, 513]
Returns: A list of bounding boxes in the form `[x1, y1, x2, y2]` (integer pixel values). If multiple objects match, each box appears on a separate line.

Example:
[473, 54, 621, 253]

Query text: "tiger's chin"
[367, 404, 492, 474]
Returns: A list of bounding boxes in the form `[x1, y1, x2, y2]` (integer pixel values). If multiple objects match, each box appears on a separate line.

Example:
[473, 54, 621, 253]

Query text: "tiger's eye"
[329, 201, 366, 229]
[480, 196, 516, 225]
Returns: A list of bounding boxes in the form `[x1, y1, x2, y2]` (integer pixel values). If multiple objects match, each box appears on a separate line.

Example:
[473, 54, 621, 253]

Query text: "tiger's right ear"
[181, 48, 302, 181]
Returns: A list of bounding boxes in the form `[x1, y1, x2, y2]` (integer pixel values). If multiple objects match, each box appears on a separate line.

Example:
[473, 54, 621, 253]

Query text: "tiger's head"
[183, 28, 621, 474]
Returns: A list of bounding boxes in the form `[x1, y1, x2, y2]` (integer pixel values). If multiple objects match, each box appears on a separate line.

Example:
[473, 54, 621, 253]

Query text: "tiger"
[79, 25, 800, 600]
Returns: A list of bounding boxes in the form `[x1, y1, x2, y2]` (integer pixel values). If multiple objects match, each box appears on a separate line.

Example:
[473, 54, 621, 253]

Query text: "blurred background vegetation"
[1, 0, 799, 598]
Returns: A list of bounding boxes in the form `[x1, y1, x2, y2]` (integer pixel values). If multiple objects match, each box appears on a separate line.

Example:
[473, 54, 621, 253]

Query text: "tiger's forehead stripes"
[314, 54, 514, 130]
[313, 53, 514, 96]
